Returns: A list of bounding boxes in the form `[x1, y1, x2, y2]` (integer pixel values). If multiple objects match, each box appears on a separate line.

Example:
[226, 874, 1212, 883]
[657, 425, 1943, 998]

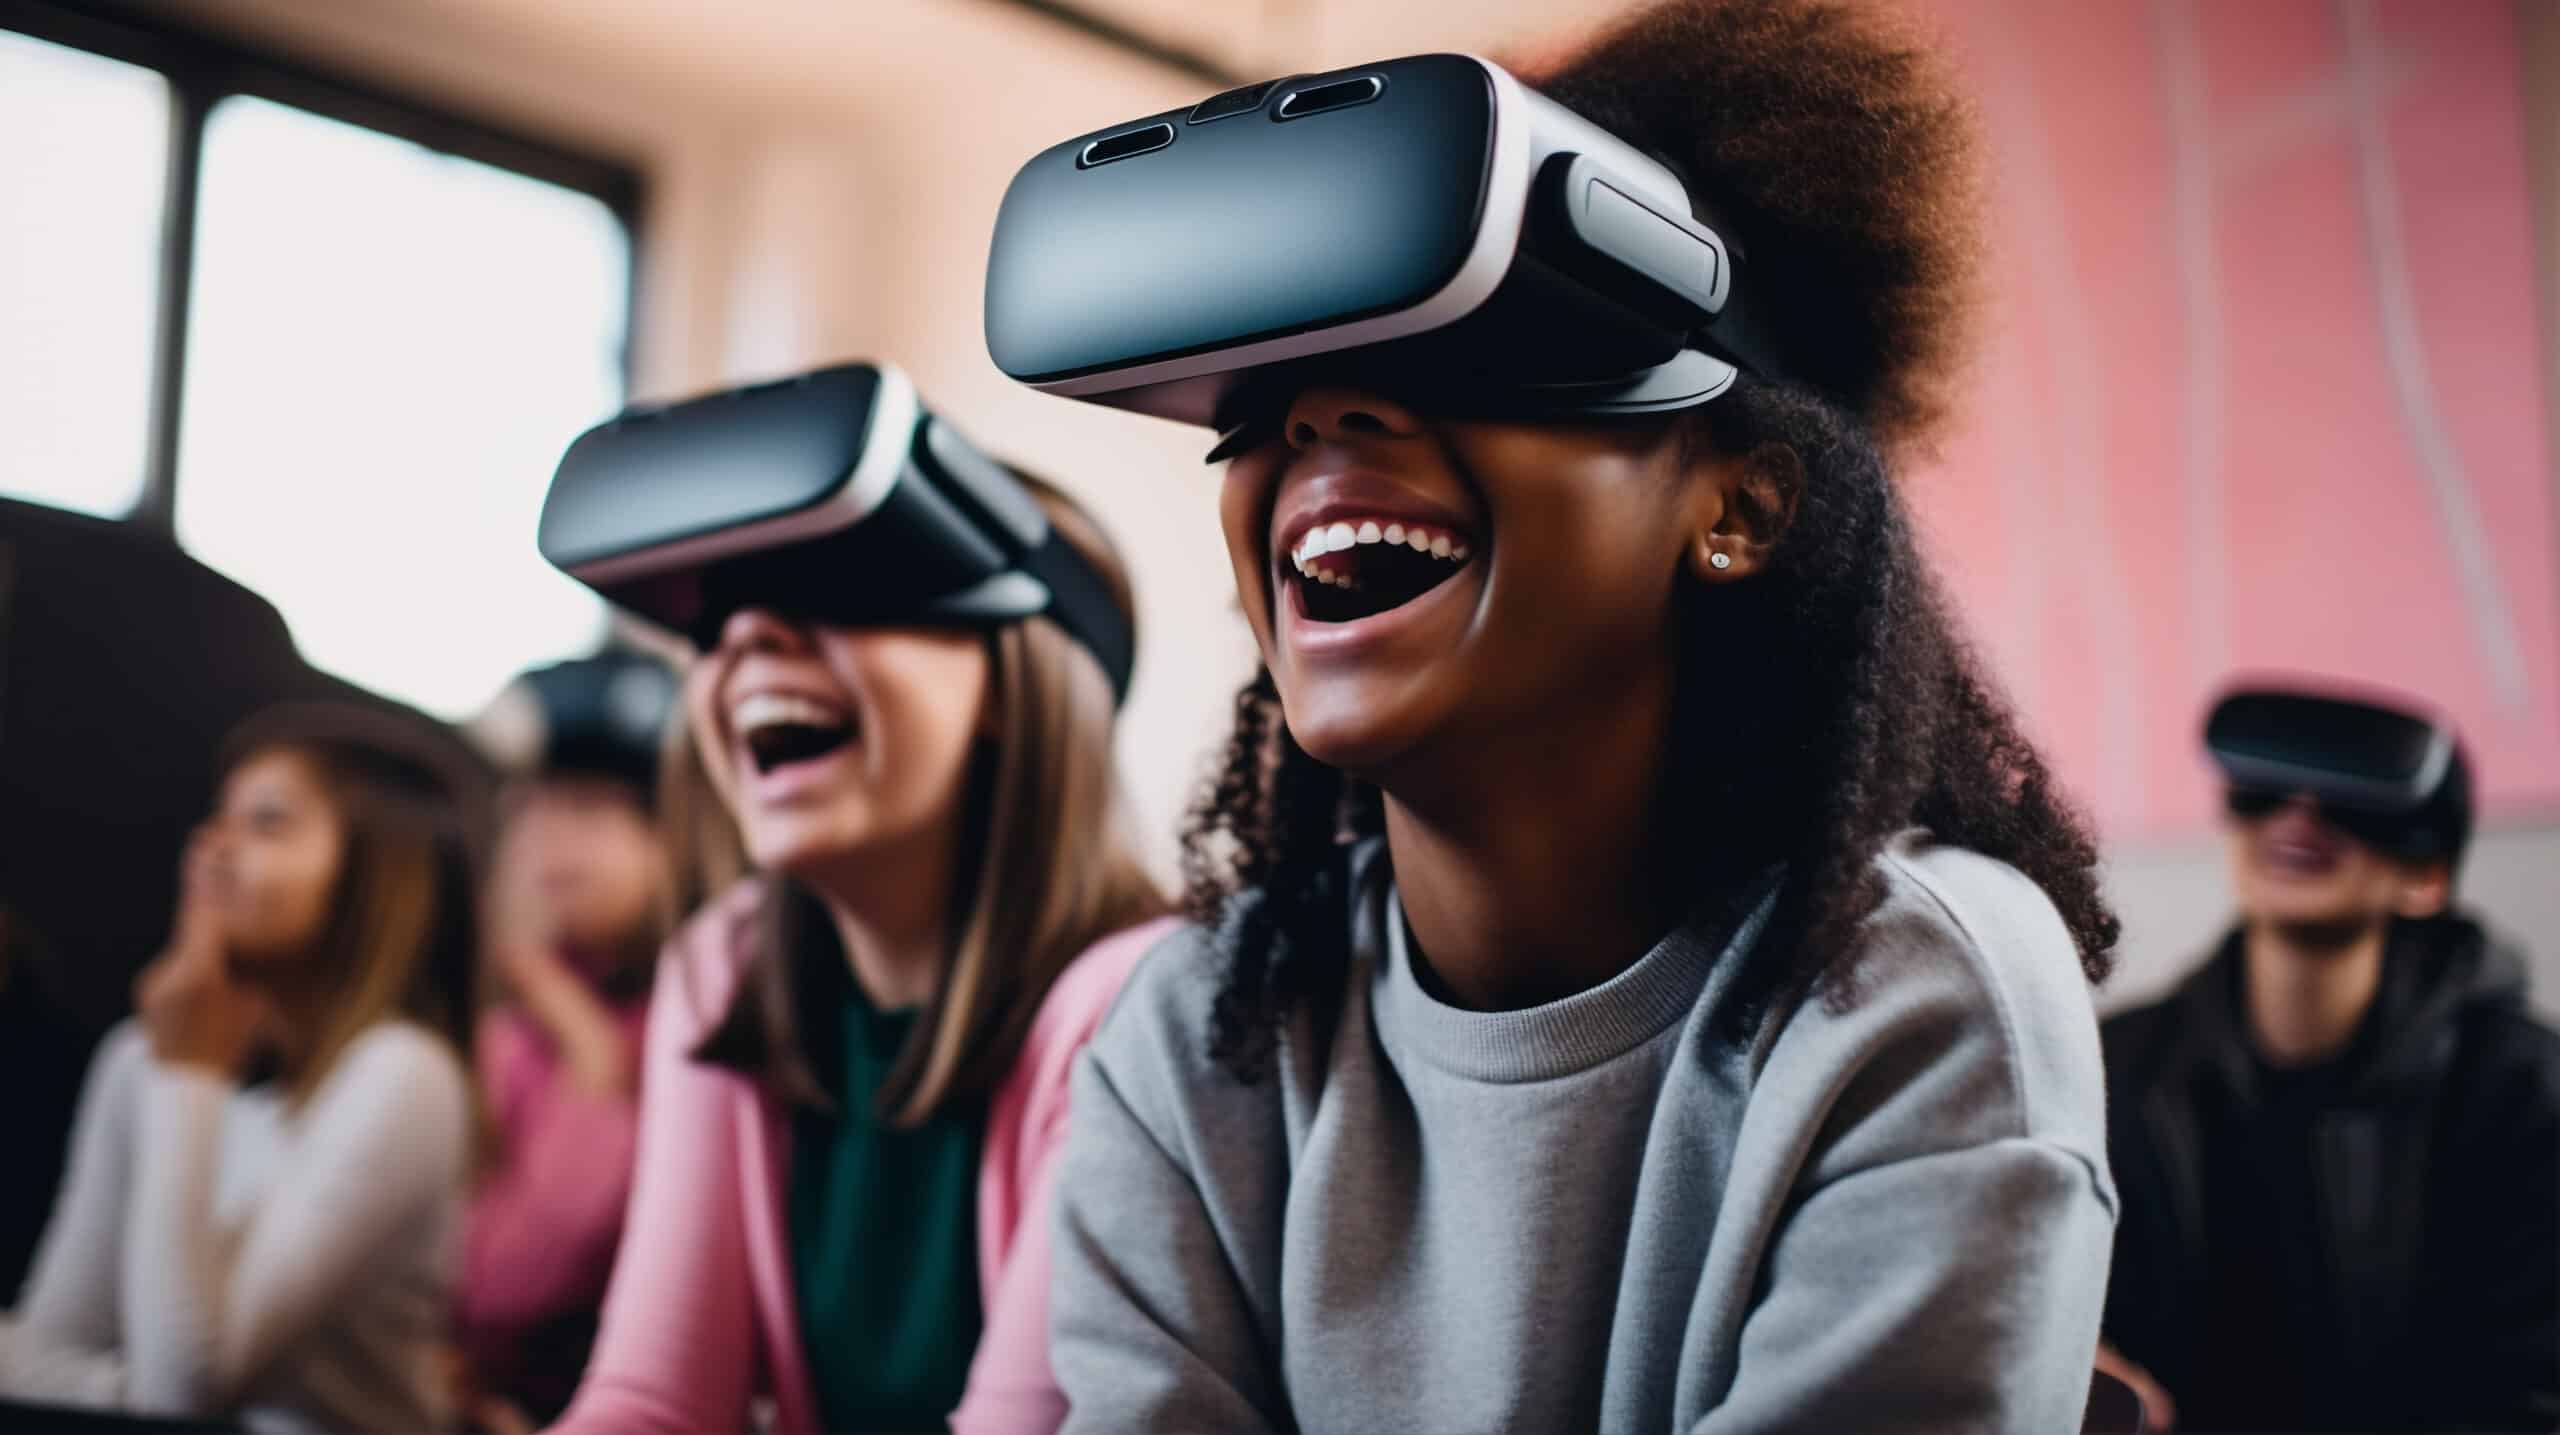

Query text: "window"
[174, 97, 628, 718]
[0, 31, 168, 518]
[0, 7, 638, 720]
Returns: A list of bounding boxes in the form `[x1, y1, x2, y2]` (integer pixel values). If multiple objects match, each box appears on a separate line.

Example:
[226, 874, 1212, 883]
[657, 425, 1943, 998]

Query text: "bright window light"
[0, 32, 168, 518]
[175, 94, 627, 720]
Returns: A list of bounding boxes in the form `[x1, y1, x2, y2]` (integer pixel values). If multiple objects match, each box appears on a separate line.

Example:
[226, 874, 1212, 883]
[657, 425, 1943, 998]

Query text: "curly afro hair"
[1183, 0, 2113, 1084]
[1525, 0, 1986, 451]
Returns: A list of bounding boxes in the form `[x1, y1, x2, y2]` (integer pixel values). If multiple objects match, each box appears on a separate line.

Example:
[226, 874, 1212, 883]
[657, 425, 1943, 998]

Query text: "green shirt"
[787, 974, 984, 1434]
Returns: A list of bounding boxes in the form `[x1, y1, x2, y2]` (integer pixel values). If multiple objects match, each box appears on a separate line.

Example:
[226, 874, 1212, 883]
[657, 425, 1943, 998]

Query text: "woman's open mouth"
[731, 691, 860, 777]
[2254, 809, 2346, 878]
[1281, 516, 1477, 624]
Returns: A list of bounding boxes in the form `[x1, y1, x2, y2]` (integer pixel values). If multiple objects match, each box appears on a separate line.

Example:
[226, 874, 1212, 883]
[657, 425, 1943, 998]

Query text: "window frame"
[0, 0, 644, 536]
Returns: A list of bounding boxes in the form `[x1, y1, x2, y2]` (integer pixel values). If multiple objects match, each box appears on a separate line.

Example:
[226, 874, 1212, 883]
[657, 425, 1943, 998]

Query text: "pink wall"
[1910, 0, 2559, 838]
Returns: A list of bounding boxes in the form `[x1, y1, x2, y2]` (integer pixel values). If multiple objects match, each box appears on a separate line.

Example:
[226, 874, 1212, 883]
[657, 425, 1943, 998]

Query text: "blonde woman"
[0, 704, 480, 1431]
[549, 473, 1170, 1435]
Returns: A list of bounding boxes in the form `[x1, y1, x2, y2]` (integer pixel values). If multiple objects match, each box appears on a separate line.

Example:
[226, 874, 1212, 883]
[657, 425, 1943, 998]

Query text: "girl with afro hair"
[1049, 1, 2121, 1430]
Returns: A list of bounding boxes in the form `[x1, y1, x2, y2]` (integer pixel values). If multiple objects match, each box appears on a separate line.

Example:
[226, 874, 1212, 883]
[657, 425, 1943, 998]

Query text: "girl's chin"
[2246, 891, 2367, 928]
[745, 822, 879, 881]
[1279, 698, 1434, 786]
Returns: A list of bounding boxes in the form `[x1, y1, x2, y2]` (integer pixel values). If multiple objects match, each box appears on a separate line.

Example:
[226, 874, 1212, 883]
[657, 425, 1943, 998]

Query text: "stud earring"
[1709, 551, 1733, 570]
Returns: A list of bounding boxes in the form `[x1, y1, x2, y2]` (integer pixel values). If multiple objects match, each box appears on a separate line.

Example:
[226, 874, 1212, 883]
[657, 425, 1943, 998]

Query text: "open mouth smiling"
[730, 690, 859, 776]
[1274, 512, 1482, 626]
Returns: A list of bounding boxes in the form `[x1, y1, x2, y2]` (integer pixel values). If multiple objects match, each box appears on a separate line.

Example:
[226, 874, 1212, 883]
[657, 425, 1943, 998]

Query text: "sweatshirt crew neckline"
[1371, 858, 1780, 1084]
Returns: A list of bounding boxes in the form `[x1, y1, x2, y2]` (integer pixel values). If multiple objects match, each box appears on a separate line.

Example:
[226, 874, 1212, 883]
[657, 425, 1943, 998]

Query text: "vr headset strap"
[1626, 150, 1799, 396]
[1696, 263, 1795, 395]
[1019, 529, 1137, 703]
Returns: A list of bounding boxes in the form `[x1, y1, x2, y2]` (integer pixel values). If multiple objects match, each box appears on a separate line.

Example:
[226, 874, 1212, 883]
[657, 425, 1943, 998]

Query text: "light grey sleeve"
[0, 1023, 147, 1406]
[1050, 1050, 1288, 1435]
[1692, 1136, 2113, 1434]
[1694, 841, 2116, 1433]
[119, 1024, 469, 1416]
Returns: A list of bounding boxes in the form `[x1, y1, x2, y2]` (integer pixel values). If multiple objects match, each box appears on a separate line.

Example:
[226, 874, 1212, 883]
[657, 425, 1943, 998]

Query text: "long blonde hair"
[656, 701, 748, 915]
[221, 703, 484, 1101]
[695, 476, 1166, 1126]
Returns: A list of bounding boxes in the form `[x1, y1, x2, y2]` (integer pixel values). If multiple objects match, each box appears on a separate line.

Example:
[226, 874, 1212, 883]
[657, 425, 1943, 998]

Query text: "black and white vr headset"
[536, 363, 1135, 702]
[2205, 685, 2471, 862]
[984, 53, 1789, 454]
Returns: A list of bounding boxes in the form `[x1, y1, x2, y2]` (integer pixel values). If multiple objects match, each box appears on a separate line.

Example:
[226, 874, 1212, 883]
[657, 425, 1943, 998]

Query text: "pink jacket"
[548, 882, 1172, 1435]
[457, 993, 650, 1414]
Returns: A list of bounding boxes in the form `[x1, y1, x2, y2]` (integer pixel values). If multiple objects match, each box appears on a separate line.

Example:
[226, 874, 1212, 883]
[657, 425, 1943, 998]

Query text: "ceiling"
[171, 0, 1619, 136]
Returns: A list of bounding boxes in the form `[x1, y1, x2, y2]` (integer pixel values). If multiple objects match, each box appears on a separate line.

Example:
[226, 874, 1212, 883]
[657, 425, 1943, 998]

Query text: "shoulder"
[330, 1020, 471, 1107]
[1871, 836, 2091, 1027]
[70, 1017, 156, 1117]
[1003, 916, 1187, 1109]
[1090, 841, 1373, 1073]
[310, 1022, 473, 1177]
[2454, 1001, 2560, 1124]
[94, 1016, 154, 1080]
[1087, 917, 1232, 1068]
[1039, 916, 1188, 1040]
[1077, 918, 1253, 1134]
[1764, 835, 2108, 1164]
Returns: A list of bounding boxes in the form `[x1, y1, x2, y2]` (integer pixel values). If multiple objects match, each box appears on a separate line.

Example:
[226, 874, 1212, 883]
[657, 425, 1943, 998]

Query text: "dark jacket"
[2101, 916, 2560, 1433]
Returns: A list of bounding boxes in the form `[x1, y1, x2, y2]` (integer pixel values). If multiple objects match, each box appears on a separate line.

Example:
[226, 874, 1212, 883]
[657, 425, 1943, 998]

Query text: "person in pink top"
[547, 468, 1170, 1435]
[455, 650, 683, 1432]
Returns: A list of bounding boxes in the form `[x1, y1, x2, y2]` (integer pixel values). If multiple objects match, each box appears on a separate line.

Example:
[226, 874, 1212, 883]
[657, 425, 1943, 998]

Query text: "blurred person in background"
[2099, 685, 2560, 1433]
[549, 472, 1171, 1435]
[1047, 2, 2119, 1430]
[0, 907, 100, 1310]
[452, 651, 680, 1432]
[0, 703, 480, 1432]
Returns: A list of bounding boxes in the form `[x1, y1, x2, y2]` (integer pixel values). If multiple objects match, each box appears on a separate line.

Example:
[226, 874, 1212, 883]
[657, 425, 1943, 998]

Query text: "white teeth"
[731, 691, 845, 735]
[1285, 518, 1478, 579]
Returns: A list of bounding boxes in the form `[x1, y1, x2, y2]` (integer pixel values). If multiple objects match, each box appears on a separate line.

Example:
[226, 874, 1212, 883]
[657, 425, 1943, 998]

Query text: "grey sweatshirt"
[1052, 833, 2116, 1434]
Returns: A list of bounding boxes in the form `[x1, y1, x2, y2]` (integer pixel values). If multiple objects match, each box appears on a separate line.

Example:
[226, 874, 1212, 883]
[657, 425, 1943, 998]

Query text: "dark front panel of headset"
[605, 464, 1017, 646]
[1203, 253, 1691, 432]
[2208, 693, 2441, 788]
[985, 54, 1496, 384]
[540, 365, 887, 570]
[1387, 251, 1690, 388]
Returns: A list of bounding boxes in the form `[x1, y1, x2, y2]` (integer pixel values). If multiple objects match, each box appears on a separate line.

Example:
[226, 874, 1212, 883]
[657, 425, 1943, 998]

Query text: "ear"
[2392, 861, 2453, 920]
[1685, 440, 1803, 583]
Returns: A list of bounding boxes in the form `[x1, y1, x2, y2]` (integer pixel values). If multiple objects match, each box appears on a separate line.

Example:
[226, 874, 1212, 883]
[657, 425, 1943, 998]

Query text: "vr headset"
[536, 363, 1134, 702]
[2205, 686, 2471, 863]
[984, 53, 1790, 452]
[512, 651, 678, 796]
